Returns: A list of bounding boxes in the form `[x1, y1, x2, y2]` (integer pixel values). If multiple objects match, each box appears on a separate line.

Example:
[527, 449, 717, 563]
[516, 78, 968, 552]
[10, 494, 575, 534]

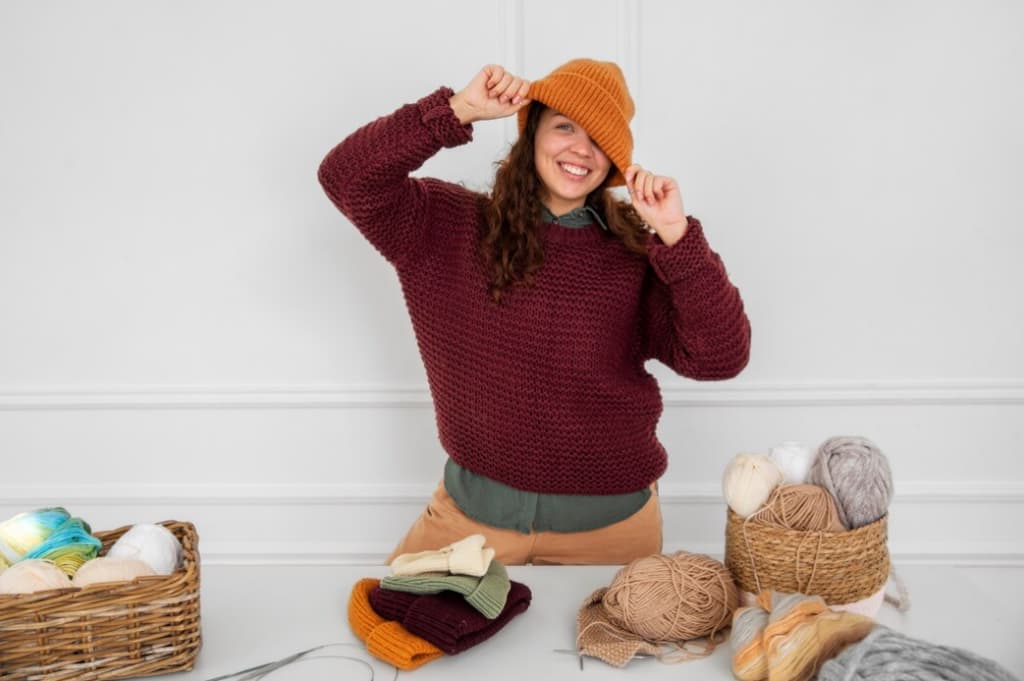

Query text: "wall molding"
[616, 0, 642, 149]
[501, 0, 524, 148]
[2, 379, 1022, 411]
[2, 481, 1020, 566]
[2, 480, 1022, 506]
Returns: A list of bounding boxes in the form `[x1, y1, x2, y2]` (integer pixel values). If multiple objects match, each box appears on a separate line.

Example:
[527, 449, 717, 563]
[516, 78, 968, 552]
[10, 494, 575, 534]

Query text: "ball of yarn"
[769, 441, 815, 484]
[601, 551, 738, 643]
[107, 524, 182, 575]
[0, 507, 71, 568]
[749, 484, 847, 532]
[21, 516, 103, 576]
[72, 557, 157, 588]
[0, 559, 71, 594]
[808, 436, 893, 529]
[723, 453, 783, 517]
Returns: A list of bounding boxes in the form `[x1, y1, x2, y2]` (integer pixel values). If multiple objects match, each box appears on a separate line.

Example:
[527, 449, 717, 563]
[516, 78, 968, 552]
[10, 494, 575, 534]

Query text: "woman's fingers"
[511, 78, 530, 105]
[626, 165, 676, 204]
[484, 65, 505, 90]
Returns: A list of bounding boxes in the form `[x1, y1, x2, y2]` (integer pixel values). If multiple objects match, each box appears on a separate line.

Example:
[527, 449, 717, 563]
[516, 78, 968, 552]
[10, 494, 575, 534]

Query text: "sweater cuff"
[418, 86, 474, 148]
[646, 216, 716, 285]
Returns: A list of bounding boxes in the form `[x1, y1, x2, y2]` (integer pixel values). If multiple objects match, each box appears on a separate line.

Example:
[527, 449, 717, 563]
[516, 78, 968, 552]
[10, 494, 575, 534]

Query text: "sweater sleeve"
[317, 86, 473, 268]
[638, 216, 751, 380]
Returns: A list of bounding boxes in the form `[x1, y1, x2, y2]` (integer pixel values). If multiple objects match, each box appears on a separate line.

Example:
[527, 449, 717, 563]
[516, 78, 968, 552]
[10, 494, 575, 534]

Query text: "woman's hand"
[624, 164, 688, 246]
[449, 65, 531, 126]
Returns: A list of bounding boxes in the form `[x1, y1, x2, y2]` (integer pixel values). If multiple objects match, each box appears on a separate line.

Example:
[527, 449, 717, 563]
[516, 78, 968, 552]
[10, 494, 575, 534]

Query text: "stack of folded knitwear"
[347, 534, 532, 671]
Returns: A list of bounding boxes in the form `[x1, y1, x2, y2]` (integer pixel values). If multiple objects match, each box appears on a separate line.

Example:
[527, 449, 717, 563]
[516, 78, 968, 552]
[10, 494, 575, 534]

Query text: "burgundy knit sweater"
[318, 87, 750, 495]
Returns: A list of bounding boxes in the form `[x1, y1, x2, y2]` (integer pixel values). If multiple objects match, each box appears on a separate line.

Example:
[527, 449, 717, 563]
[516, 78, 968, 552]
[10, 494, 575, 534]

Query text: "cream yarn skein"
[107, 523, 182, 575]
[723, 453, 783, 517]
[0, 559, 71, 594]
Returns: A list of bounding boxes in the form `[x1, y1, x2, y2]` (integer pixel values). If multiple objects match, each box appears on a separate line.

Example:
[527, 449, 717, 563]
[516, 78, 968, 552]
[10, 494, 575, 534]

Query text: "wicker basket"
[723, 509, 889, 605]
[0, 520, 201, 681]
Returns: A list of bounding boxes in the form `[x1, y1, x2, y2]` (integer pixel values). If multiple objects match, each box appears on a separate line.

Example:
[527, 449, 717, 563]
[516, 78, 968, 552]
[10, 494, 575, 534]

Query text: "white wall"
[2, 0, 1022, 565]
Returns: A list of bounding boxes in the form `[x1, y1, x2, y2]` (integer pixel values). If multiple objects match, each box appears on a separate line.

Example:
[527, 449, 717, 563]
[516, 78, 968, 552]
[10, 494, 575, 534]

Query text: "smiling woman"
[533, 109, 612, 215]
[318, 59, 751, 566]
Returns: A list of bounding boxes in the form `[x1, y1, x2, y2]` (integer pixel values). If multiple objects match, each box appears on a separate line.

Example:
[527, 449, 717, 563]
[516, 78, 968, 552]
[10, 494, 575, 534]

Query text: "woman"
[319, 59, 750, 565]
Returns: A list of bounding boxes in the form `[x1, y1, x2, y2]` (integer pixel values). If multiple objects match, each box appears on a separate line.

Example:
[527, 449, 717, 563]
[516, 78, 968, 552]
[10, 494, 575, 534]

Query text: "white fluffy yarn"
[72, 556, 157, 588]
[722, 453, 783, 517]
[107, 524, 182, 576]
[769, 441, 815, 484]
[0, 559, 71, 594]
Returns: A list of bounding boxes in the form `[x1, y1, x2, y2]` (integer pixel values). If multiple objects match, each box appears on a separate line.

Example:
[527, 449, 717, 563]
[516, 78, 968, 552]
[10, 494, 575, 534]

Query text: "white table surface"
[156, 563, 1024, 681]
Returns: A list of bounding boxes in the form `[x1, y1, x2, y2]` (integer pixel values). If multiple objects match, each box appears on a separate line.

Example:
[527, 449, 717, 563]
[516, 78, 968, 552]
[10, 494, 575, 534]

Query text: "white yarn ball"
[723, 453, 783, 517]
[769, 441, 815, 484]
[107, 524, 182, 576]
[72, 557, 157, 588]
[0, 559, 71, 594]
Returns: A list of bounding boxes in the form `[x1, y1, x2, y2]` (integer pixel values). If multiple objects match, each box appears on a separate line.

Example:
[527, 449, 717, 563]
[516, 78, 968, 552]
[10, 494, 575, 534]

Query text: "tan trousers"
[386, 482, 663, 566]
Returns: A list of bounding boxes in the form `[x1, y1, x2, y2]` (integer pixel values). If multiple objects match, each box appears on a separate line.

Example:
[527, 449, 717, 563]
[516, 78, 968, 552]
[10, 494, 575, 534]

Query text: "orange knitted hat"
[517, 58, 635, 186]
[347, 578, 445, 671]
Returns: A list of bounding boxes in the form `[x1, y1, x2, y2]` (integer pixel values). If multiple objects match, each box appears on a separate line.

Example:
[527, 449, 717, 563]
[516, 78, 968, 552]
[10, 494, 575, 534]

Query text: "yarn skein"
[0, 559, 72, 594]
[748, 484, 847, 532]
[107, 523, 183, 575]
[808, 436, 893, 529]
[601, 552, 739, 644]
[817, 626, 1020, 681]
[769, 441, 815, 484]
[72, 557, 157, 588]
[723, 453, 783, 517]
[0, 507, 71, 568]
[21, 517, 102, 576]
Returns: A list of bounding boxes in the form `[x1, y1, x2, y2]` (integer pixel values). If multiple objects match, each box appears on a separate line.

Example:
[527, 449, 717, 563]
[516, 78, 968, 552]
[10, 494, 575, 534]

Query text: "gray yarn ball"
[808, 436, 893, 529]
[818, 626, 1020, 681]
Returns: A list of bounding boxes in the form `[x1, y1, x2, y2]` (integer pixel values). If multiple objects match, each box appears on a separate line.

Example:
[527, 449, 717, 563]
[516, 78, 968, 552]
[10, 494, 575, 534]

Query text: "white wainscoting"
[2, 380, 1021, 566]
[0, 480, 1021, 567]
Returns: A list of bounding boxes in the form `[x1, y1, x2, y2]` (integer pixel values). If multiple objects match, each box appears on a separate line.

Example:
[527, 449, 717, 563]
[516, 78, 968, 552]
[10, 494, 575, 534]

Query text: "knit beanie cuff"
[347, 578, 444, 671]
[365, 621, 446, 671]
[389, 534, 495, 577]
[465, 561, 511, 619]
[403, 582, 532, 654]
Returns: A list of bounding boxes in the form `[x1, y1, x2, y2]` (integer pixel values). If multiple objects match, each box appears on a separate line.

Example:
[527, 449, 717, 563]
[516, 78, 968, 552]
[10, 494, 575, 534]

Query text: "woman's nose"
[571, 135, 596, 158]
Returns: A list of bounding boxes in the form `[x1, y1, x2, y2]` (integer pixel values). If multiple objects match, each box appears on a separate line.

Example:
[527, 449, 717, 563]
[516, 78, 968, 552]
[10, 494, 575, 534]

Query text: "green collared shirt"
[441, 204, 650, 534]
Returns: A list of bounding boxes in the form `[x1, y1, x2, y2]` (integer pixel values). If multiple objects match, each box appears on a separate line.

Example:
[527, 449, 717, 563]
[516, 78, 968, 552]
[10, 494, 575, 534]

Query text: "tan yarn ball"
[749, 484, 847, 532]
[601, 552, 739, 643]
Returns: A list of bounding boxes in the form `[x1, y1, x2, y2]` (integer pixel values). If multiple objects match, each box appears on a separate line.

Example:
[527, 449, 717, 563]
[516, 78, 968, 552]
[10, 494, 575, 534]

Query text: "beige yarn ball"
[0, 559, 72, 594]
[749, 484, 847, 532]
[723, 453, 783, 517]
[72, 557, 157, 588]
[601, 552, 739, 643]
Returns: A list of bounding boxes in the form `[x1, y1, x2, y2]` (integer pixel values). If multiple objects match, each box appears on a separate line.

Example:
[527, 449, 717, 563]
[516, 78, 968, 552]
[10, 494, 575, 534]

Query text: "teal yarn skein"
[21, 517, 102, 576]
[0, 507, 71, 568]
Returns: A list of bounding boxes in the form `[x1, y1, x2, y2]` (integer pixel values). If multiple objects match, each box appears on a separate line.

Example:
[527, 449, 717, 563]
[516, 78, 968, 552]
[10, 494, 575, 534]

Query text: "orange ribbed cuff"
[348, 578, 445, 671]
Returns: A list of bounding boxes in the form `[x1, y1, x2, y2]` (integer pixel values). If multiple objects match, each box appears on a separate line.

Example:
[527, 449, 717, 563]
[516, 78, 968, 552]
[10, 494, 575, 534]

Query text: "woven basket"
[0, 520, 201, 681]
[723, 509, 889, 605]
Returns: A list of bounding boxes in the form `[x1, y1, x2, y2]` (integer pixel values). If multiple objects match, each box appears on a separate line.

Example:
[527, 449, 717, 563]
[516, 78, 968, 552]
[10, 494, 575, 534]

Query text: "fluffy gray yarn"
[818, 626, 1020, 681]
[808, 435, 893, 529]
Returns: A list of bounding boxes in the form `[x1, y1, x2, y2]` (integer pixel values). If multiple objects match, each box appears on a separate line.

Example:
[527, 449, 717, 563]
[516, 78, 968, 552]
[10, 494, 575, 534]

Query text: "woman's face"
[533, 108, 611, 215]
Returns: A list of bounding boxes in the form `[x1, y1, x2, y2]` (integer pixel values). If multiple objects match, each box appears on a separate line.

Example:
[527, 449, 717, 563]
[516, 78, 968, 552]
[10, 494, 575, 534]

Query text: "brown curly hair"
[479, 102, 650, 305]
